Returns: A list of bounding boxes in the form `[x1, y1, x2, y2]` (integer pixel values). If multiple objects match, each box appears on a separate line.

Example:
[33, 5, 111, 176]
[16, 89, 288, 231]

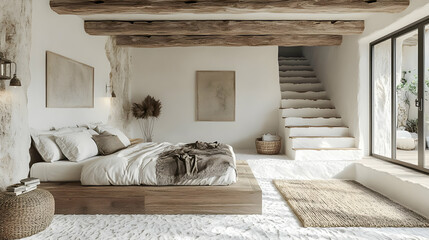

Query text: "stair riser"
[278, 60, 310, 65]
[281, 100, 332, 109]
[293, 149, 362, 160]
[281, 108, 337, 118]
[280, 71, 316, 77]
[291, 138, 355, 148]
[282, 91, 328, 100]
[283, 117, 343, 126]
[286, 127, 349, 137]
[280, 83, 324, 92]
[279, 65, 312, 71]
[280, 77, 319, 84]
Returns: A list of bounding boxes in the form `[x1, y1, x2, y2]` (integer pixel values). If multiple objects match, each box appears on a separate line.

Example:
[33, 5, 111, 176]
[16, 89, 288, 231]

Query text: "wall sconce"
[0, 52, 21, 87]
[106, 84, 116, 98]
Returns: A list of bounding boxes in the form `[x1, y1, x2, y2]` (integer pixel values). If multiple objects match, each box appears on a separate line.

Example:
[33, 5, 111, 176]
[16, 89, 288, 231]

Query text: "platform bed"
[38, 160, 262, 215]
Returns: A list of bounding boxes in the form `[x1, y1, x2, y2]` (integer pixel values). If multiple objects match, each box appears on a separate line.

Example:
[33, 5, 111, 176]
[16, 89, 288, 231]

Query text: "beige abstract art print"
[196, 71, 235, 121]
[46, 51, 94, 108]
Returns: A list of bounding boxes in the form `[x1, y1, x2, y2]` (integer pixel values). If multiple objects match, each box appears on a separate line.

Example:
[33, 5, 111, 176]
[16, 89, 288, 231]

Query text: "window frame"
[370, 16, 429, 174]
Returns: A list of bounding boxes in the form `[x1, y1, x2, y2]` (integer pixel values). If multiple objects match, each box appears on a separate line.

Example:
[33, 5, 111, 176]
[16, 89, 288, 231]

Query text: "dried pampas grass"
[132, 95, 162, 142]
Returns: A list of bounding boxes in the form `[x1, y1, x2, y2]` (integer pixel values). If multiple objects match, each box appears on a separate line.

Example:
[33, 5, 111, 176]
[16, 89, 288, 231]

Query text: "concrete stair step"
[281, 99, 332, 108]
[291, 148, 362, 160]
[282, 91, 328, 100]
[286, 126, 350, 137]
[280, 70, 316, 77]
[278, 59, 310, 65]
[278, 57, 305, 60]
[279, 65, 313, 71]
[280, 83, 324, 92]
[281, 107, 337, 118]
[280, 76, 319, 84]
[283, 117, 342, 126]
[290, 137, 355, 148]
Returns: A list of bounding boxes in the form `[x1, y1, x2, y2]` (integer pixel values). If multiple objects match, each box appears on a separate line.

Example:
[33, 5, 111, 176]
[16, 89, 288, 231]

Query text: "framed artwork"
[196, 71, 236, 121]
[46, 51, 94, 108]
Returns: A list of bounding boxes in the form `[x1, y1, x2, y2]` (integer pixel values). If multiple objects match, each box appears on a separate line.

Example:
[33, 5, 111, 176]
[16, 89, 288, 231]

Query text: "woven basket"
[255, 137, 281, 155]
[0, 189, 55, 239]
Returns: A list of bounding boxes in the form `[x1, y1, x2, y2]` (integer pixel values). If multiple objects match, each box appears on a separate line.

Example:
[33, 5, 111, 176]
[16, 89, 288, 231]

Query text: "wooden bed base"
[38, 160, 262, 215]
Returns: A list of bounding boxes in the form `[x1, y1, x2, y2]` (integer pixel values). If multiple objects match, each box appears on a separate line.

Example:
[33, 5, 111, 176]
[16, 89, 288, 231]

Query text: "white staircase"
[278, 57, 362, 160]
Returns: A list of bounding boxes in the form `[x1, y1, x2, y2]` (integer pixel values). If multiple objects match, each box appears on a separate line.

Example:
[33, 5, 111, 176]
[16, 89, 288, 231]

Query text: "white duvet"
[80, 142, 237, 186]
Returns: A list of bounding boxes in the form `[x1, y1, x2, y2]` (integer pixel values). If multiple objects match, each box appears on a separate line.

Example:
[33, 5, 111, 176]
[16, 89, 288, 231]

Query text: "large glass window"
[396, 30, 419, 166]
[371, 17, 429, 174]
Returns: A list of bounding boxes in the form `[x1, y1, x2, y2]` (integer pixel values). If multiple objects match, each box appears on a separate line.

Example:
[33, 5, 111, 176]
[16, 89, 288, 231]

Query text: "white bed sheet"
[30, 156, 101, 182]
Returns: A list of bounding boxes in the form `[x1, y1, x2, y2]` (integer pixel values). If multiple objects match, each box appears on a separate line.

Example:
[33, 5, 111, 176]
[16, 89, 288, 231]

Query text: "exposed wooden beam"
[85, 20, 365, 36]
[115, 35, 343, 48]
[50, 0, 409, 15]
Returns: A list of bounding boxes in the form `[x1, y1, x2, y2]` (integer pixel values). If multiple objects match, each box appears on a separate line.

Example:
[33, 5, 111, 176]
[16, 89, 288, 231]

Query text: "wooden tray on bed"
[38, 160, 262, 215]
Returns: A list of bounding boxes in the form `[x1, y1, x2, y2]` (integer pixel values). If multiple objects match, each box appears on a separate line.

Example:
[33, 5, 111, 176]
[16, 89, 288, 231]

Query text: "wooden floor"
[38, 160, 262, 215]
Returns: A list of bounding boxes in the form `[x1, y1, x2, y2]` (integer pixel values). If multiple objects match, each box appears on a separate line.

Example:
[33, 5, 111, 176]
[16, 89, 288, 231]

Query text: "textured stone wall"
[0, 0, 32, 190]
[105, 37, 132, 134]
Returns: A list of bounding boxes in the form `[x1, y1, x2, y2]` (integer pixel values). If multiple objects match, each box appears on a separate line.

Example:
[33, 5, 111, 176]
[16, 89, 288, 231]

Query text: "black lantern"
[0, 52, 22, 87]
[0, 52, 12, 80]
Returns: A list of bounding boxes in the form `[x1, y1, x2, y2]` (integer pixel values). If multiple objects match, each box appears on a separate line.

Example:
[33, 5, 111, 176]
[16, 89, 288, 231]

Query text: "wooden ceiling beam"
[85, 20, 365, 36]
[115, 35, 343, 48]
[50, 0, 409, 15]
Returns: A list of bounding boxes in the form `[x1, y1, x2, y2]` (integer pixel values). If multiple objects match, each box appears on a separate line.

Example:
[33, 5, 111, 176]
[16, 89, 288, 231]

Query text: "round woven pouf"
[0, 189, 55, 239]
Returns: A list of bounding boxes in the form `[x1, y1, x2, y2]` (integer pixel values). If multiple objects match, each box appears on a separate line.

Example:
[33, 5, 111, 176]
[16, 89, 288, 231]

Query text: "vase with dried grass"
[132, 95, 162, 142]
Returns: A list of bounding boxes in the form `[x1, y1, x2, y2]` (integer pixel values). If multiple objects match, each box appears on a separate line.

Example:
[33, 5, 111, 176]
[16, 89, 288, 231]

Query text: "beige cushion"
[95, 125, 131, 147]
[92, 134, 126, 155]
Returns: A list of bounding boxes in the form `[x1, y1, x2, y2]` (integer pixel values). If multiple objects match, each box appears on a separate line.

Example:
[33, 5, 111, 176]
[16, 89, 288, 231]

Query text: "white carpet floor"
[26, 150, 429, 240]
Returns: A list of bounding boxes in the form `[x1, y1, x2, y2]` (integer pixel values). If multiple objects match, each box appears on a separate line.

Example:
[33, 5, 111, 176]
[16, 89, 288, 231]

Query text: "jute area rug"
[274, 180, 429, 228]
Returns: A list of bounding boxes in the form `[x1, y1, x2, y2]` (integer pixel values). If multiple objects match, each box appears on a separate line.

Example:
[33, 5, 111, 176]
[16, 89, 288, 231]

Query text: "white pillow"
[55, 131, 99, 162]
[30, 128, 75, 163]
[33, 135, 65, 162]
[95, 125, 130, 147]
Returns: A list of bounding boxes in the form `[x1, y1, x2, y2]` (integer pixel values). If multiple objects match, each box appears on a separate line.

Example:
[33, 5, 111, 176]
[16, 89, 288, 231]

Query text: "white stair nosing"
[285, 126, 348, 128]
[283, 116, 339, 119]
[281, 82, 321, 85]
[280, 107, 335, 110]
[292, 147, 360, 151]
[281, 90, 326, 93]
[289, 136, 354, 139]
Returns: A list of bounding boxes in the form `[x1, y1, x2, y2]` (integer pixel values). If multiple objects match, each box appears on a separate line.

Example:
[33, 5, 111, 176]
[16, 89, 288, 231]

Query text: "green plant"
[132, 95, 162, 142]
[405, 119, 418, 133]
[397, 69, 429, 96]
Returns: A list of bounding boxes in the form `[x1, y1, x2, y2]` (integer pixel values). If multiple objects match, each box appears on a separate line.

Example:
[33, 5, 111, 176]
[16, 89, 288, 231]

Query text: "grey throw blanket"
[156, 142, 235, 185]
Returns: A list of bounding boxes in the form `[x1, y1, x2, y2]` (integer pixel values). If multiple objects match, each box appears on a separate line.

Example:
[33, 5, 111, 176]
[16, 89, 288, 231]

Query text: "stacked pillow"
[92, 133, 127, 155]
[31, 124, 130, 163]
[55, 131, 99, 162]
[94, 125, 131, 147]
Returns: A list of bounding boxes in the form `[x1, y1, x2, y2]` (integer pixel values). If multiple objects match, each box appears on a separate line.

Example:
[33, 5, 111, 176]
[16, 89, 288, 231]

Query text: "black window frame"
[370, 15, 429, 174]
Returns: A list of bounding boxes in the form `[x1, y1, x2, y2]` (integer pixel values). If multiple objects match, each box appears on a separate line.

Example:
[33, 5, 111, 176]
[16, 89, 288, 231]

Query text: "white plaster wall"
[105, 37, 132, 135]
[130, 47, 280, 149]
[28, 0, 111, 130]
[304, 0, 429, 156]
[0, 0, 32, 190]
